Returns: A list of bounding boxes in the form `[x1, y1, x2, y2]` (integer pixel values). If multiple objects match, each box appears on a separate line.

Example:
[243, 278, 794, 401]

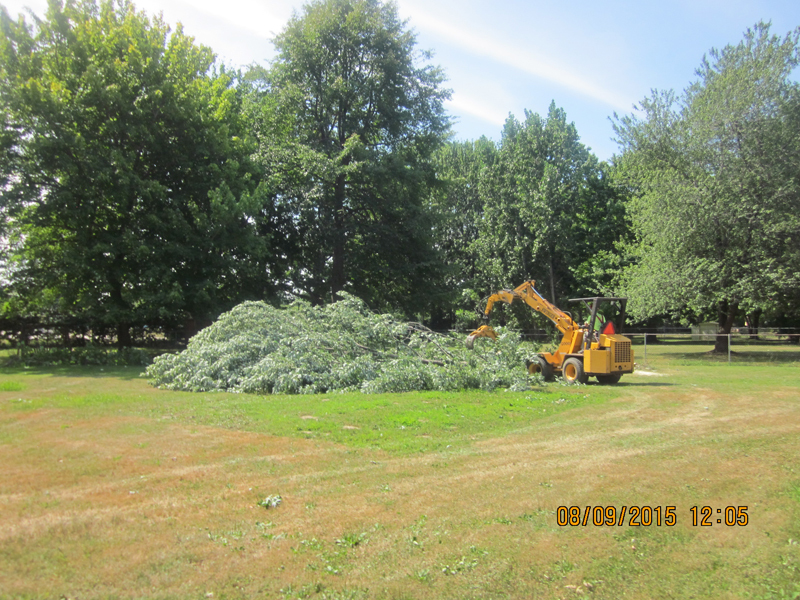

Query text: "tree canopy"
[2, 1, 798, 353]
[481, 103, 625, 303]
[0, 0, 277, 344]
[613, 22, 800, 348]
[264, 0, 451, 310]
[429, 104, 627, 331]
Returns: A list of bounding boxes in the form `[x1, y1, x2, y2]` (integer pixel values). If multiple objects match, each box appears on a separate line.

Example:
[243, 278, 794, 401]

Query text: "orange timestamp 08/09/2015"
[556, 505, 749, 527]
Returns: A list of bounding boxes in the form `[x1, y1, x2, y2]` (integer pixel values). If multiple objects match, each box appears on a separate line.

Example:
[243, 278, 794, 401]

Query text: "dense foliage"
[0, 0, 283, 345]
[1, 0, 798, 355]
[428, 104, 628, 331]
[146, 295, 539, 394]
[262, 0, 451, 311]
[613, 22, 800, 347]
[12, 345, 151, 366]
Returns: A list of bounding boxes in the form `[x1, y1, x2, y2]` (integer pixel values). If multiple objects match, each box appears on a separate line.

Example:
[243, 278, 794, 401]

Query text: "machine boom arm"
[481, 281, 576, 334]
[466, 280, 583, 363]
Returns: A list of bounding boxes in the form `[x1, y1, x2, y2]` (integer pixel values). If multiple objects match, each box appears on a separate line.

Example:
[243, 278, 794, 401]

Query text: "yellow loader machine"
[466, 280, 634, 384]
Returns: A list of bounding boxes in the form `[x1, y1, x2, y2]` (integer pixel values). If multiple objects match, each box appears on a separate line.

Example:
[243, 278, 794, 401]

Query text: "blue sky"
[4, 0, 800, 160]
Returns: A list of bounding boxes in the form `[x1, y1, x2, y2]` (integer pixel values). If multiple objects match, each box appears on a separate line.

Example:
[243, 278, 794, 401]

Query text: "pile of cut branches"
[145, 294, 540, 394]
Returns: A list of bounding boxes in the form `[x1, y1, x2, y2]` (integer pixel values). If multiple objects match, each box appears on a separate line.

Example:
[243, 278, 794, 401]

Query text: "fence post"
[728, 334, 731, 364]
[644, 334, 648, 367]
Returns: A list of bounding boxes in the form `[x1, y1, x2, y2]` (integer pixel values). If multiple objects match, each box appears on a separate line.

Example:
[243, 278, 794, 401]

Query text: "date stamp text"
[556, 505, 749, 527]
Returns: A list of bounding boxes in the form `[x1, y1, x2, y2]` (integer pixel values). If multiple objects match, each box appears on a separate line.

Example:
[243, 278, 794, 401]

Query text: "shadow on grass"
[0, 365, 147, 381]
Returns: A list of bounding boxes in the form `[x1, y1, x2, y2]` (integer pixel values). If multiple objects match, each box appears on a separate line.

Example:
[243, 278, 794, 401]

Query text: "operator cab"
[568, 297, 628, 351]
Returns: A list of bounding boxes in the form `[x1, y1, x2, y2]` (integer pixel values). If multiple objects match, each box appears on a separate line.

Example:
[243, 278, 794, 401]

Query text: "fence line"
[626, 333, 735, 364]
[624, 331, 800, 365]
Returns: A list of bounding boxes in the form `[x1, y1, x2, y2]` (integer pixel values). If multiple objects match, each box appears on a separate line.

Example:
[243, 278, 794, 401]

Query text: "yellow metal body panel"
[584, 349, 611, 374]
[567, 330, 584, 354]
[606, 335, 634, 373]
[551, 330, 583, 365]
[586, 334, 634, 374]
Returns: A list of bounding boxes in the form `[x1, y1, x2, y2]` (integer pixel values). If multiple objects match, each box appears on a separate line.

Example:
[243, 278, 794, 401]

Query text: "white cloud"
[398, 0, 632, 112]
[153, 0, 294, 40]
[2, 0, 48, 17]
[124, 0, 288, 67]
[446, 94, 508, 127]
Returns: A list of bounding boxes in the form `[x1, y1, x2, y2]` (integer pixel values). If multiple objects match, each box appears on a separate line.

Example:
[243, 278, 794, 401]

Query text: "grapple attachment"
[465, 324, 498, 349]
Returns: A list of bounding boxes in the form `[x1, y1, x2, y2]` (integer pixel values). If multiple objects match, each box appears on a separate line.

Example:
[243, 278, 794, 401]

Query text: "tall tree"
[266, 0, 451, 309]
[613, 22, 800, 351]
[0, 0, 278, 344]
[424, 106, 626, 331]
[427, 137, 497, 326]
[477, 103, 624, 304]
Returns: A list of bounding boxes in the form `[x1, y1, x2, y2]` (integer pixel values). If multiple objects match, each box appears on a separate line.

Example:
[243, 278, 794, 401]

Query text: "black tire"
[562, 357, 588, 385]
[527, 356, 555, 382]
[596, 373, 622, 385]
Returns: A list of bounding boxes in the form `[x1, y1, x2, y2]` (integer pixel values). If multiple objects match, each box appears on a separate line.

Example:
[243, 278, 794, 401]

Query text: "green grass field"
[1, 343, 799, 599]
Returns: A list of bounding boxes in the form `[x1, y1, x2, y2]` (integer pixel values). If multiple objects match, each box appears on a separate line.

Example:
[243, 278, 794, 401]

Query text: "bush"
[11, 345, 152, 366]
[145, 294, 541, 394]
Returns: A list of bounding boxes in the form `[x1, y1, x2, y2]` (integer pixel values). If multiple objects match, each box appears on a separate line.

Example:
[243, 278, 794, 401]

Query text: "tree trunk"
[109, 260, 132, 348]
[746, 309, 762, 339]
[714, 300, 739, 353]
[330, 172, 346, 300]
[116, 322, 132, 349]
[548, 260, 557, 305]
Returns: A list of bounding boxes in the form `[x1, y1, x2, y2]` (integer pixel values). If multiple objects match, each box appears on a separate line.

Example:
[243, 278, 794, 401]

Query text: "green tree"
[477, 103, 625, 304]
[425, 106, 627, 332]
[265, 0, 451, 310]
[427, 137, 497, 327]
[613, 22, 800, 351]
[0, 0, 278, 344]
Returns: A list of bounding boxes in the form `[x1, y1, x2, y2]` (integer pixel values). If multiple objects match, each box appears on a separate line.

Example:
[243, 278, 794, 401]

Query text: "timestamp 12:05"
[690, 506, 749, 526]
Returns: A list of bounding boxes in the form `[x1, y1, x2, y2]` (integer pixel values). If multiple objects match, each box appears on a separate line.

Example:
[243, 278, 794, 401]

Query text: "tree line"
[1, 0, 798, 348]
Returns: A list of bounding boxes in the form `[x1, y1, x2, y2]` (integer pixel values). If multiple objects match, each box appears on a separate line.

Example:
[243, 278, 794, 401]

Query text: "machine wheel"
[527, 356, 555, 382]
[562, 358, 588, 385]
[596, 373, 622, 385]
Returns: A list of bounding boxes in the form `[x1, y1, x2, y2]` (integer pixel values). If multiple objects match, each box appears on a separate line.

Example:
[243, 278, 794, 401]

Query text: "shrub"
[11, 345, 152, 366]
